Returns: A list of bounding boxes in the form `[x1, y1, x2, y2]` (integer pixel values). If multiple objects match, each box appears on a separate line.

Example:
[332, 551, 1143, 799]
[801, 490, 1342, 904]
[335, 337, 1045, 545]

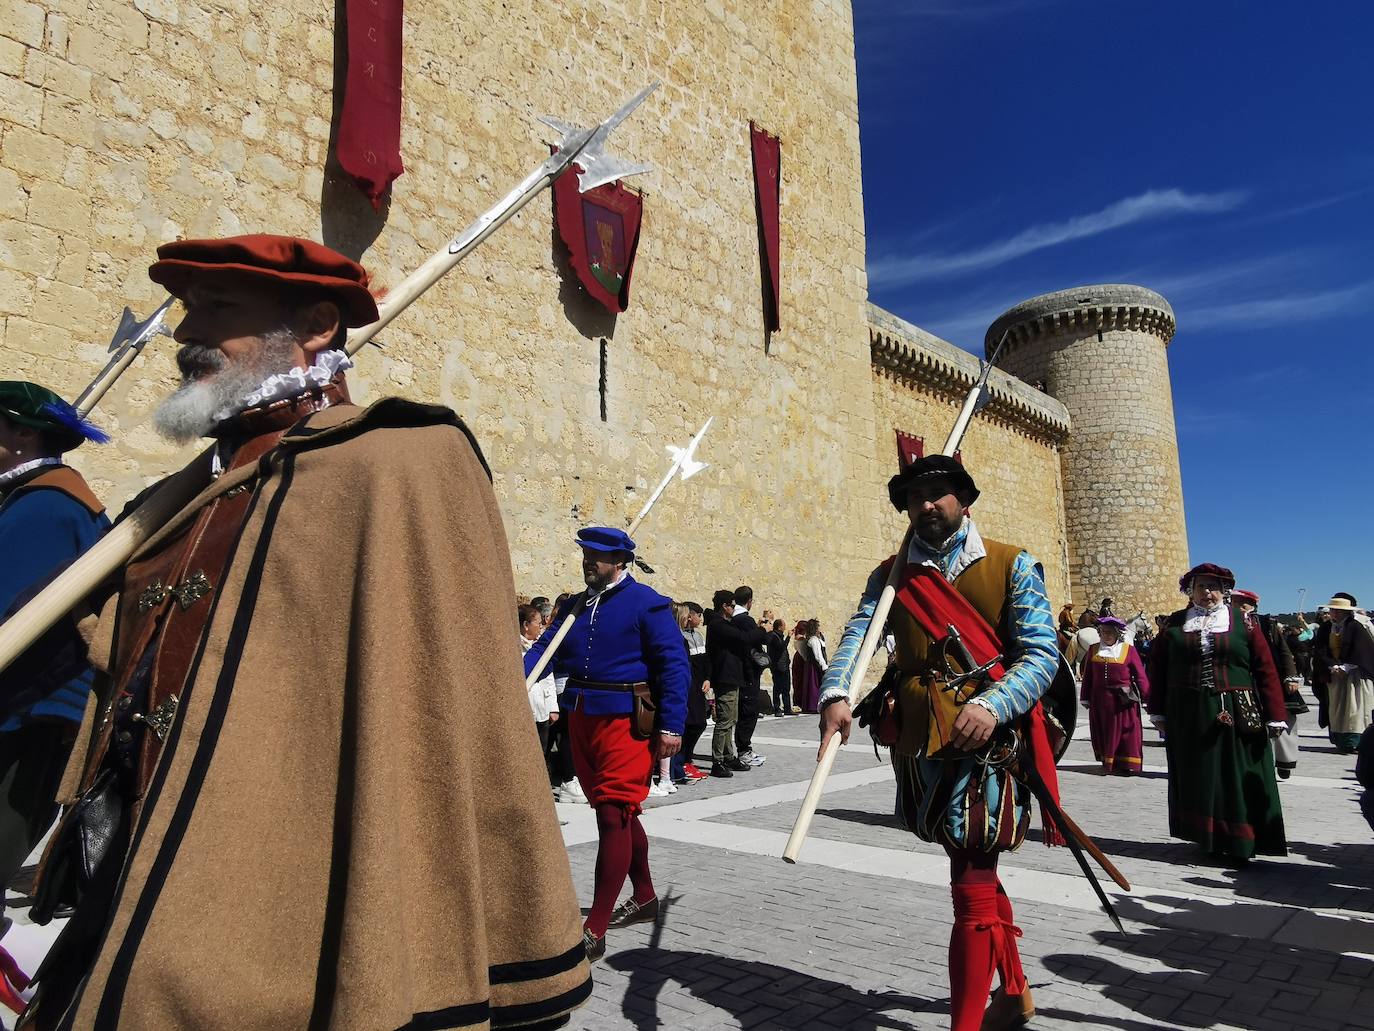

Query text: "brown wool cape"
[49, 400, 591, 1030]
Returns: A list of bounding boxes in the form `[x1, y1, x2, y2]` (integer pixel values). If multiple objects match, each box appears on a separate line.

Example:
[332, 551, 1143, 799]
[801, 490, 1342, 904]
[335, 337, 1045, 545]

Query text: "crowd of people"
[517, 587, 832, 793]
[0, 231, 1370, 1030]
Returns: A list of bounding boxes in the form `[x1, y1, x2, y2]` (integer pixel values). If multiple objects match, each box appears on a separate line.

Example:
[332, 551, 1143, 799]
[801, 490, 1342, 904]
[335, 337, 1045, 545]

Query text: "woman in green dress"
[1146, 563, 1288, 861]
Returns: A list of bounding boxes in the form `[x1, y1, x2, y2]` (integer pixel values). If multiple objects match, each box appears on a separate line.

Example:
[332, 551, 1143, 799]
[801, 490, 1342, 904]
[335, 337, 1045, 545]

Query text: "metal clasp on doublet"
[132, 694, 180, 742]
[138, 582, 168, 613]
[172, 571, 211, 610]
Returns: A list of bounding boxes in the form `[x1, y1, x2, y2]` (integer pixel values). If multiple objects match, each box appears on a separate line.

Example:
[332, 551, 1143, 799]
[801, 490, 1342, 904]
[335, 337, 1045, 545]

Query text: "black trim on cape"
[87, 457, 297, 1029]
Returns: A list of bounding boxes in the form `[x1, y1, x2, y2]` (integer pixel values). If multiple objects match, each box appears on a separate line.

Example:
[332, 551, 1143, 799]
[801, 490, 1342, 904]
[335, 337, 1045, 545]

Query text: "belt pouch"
[631, 683, 656, 740]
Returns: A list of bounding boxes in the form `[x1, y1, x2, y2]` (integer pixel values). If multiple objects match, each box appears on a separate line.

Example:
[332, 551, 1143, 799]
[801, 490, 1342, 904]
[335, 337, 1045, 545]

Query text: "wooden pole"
[0, 464, 203, 676]
[782, 527, 911, 863]
[782, 335, 1005, 861]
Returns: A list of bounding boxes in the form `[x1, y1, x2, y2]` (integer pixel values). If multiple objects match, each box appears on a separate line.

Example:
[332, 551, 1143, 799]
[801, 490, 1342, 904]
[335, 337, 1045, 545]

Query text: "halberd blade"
[538, 81, 660, 194]
[106, 307, 138, 354]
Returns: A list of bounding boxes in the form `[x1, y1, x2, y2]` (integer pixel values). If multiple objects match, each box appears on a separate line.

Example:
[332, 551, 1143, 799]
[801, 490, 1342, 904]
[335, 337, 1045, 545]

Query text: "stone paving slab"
[563, 701, 1374, 1030]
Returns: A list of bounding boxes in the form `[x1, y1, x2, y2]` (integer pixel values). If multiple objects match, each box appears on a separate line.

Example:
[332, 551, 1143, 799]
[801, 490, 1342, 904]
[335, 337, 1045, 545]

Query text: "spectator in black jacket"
[765, 619, 792, 717]
[732, 586, 769, 767]
[705, 589, 762, 777]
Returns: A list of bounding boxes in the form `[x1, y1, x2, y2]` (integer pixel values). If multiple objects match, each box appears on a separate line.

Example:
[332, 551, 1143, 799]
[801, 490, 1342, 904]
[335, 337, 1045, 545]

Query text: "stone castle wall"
[868, 306, 1072, 607]
[989, 286, 1189, 619]
[1, 0, 894, 633]
[3, 0, 1159, 640]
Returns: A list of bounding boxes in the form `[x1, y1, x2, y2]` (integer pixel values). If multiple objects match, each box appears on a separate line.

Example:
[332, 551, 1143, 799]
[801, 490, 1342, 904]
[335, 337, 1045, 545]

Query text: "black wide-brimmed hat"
[887, 454, 979, 511]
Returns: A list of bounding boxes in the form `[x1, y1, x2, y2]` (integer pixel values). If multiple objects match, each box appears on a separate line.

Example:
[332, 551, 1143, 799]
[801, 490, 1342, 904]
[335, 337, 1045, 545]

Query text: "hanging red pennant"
[552, 164, 644, 315]
[336, 0, 405, 209]
[750, 122, 781, 332]
[896, 430, 925, 469]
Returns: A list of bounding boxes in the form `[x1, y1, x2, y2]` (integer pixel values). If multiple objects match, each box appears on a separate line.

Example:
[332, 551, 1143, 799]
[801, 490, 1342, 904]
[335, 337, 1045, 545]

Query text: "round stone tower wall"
[987, 285, 1189, 620]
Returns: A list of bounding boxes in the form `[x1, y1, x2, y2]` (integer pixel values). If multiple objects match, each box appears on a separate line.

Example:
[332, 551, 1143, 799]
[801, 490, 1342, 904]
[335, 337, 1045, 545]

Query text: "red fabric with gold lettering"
[337, 0, 406, 208]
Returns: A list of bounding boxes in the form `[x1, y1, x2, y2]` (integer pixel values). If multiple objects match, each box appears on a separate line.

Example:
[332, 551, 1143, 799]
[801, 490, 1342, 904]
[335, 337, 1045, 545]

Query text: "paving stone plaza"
[5, 688, 1369, 1029]
[560, 699, 1374, 1030]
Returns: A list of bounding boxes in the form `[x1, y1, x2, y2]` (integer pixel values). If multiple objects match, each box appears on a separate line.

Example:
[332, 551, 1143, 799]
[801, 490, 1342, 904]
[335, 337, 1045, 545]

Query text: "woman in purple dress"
[1080, 616, 1150, 775]
[791, 619, 827, 713]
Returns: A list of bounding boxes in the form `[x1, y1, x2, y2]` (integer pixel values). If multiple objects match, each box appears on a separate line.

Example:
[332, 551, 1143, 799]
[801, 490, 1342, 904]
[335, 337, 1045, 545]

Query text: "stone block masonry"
[0, 0, 889, 636]
[989, 285, 1190, 619]
[1, 1, 1182, 641]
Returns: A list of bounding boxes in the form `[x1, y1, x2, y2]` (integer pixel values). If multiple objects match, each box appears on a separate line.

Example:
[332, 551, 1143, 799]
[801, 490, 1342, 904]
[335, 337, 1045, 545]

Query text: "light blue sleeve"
[819, 564, 887, 705]
[974, 551, 1059, 723]
[1297, 627, 1314, 643]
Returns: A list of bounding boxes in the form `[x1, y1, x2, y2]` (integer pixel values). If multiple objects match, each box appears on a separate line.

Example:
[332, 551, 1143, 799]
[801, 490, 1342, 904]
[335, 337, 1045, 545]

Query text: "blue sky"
[853, 0, 1373, 613]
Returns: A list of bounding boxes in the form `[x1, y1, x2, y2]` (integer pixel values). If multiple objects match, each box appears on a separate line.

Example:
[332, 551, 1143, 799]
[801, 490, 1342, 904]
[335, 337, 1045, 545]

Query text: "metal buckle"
[131, 694, 180, 743]
[138, 581, 168, 613]
[172, 570, 211, 610]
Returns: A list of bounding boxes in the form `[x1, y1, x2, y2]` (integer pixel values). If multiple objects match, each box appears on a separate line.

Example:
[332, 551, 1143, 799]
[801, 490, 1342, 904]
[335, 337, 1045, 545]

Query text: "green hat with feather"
[0, 381, 110, 453]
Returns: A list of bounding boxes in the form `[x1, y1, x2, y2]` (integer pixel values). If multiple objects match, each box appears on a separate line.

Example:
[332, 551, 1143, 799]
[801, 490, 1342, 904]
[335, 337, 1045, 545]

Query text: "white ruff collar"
[212, 349, 354, 425]
[1183, 604, 1230, 635]
[1095, 641, 1126, 661]
[0, 456, 63, 487]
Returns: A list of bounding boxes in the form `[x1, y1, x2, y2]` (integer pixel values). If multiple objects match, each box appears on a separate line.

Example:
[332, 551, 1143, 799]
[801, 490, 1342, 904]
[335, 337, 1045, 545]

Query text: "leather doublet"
[89, 378, 347, 803]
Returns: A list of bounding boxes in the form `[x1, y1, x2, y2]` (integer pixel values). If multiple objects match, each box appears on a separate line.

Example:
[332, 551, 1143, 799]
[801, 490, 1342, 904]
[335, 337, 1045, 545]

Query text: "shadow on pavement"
[1044, 894, 1374, 1029]
[1057, 765, 1169, 781]
[1040, 831, 1209, 868]
[606, 947, 941, 1030]
[816, 806, 902, 829]
[1034, 1008, 1179, 1030]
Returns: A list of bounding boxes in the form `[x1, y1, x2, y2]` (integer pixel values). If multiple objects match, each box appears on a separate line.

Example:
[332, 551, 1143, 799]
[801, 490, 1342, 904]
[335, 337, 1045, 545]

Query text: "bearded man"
[522, 527, 687, 963]
[25, 236, 590, 1030]
[816, 455, 1063, 1031]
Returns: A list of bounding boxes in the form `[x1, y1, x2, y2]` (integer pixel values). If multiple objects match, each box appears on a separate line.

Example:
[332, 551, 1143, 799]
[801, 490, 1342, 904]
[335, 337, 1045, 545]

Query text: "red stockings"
[946, 848, 1026, 1031]
[585, 803, 656, 938]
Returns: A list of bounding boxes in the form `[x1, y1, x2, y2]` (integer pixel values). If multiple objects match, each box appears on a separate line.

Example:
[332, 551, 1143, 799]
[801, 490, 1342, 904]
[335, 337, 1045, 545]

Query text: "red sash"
[885, 558, 1066, 847]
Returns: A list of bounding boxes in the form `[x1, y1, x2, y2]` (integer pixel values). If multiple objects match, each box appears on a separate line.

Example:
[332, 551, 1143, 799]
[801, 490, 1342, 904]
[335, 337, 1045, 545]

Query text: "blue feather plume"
[39, 401, 111, 445]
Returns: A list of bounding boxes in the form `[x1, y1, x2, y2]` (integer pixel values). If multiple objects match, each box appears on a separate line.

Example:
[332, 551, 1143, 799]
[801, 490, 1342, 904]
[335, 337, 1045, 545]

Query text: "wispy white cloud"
[867, 188, 1248, 287]
[1180, 281, 1374, 332]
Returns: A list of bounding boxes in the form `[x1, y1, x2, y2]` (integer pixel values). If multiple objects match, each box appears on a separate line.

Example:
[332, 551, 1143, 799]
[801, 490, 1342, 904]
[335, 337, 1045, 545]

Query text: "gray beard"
[153, 330, 298, 444]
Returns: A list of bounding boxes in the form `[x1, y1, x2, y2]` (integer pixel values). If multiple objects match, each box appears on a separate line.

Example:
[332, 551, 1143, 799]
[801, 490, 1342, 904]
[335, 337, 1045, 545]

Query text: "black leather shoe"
[710, 763, 733, 778]
[582, 927, 606, 962]
[725, 756, 752, 772]
[608, 895, 659, 928]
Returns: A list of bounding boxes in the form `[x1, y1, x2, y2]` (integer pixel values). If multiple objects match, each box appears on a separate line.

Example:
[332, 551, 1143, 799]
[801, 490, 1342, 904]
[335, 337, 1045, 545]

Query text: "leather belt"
[567, 678, 647, 692]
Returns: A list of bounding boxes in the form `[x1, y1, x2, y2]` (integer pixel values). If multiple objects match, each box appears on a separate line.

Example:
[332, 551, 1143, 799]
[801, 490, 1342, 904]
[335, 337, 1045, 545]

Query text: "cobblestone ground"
[561, 692, 1374, 1031]
[4, 691, 1368, 1030]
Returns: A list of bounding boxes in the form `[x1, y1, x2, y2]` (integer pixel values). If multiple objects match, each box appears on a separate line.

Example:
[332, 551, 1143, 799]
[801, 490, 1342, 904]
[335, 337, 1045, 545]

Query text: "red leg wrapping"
[586, 802, 634, 938]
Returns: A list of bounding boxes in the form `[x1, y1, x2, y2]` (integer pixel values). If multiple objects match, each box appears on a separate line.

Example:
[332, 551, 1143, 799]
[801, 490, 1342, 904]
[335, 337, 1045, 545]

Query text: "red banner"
[895, 430, 925, 469]
[336, 0, 405, 209]
[552, 165, 643, 315]
[750, 122, 781, 332]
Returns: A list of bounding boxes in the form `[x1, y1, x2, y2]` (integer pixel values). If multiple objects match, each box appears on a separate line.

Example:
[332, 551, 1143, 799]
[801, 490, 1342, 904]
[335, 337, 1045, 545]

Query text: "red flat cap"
[149, 234, 379, 328]
[1179, 562, 1236, 593]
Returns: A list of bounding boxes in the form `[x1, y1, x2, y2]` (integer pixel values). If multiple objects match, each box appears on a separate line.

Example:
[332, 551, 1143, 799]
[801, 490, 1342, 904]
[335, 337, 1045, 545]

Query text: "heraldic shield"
[553, 163, 644, 315]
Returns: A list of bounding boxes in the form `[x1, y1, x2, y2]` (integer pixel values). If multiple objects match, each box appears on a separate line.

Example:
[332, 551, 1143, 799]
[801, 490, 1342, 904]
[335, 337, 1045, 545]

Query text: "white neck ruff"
[0, 456, 62, 488]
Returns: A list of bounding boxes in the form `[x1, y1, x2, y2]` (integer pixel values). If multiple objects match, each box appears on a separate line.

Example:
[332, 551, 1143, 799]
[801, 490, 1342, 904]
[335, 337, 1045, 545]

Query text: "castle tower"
[987, 285, 1188, 619]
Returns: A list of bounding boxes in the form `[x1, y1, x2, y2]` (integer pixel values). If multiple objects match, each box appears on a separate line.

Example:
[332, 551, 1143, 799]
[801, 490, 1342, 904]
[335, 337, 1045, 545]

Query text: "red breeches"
[568, 709, 654, 814]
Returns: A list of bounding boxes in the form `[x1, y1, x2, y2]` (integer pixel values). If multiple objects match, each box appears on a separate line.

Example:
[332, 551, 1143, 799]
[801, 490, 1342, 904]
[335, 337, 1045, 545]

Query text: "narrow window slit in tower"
[599, 338, 609, 422]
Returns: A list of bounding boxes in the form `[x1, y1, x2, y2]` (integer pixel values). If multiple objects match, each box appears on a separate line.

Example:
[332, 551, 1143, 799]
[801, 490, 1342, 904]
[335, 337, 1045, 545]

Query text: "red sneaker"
[683, 763, 708, 780]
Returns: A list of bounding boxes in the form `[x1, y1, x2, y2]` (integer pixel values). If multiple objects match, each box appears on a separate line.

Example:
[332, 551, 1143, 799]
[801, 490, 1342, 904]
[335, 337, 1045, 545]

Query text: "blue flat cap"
[575, 526, 636, 553]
